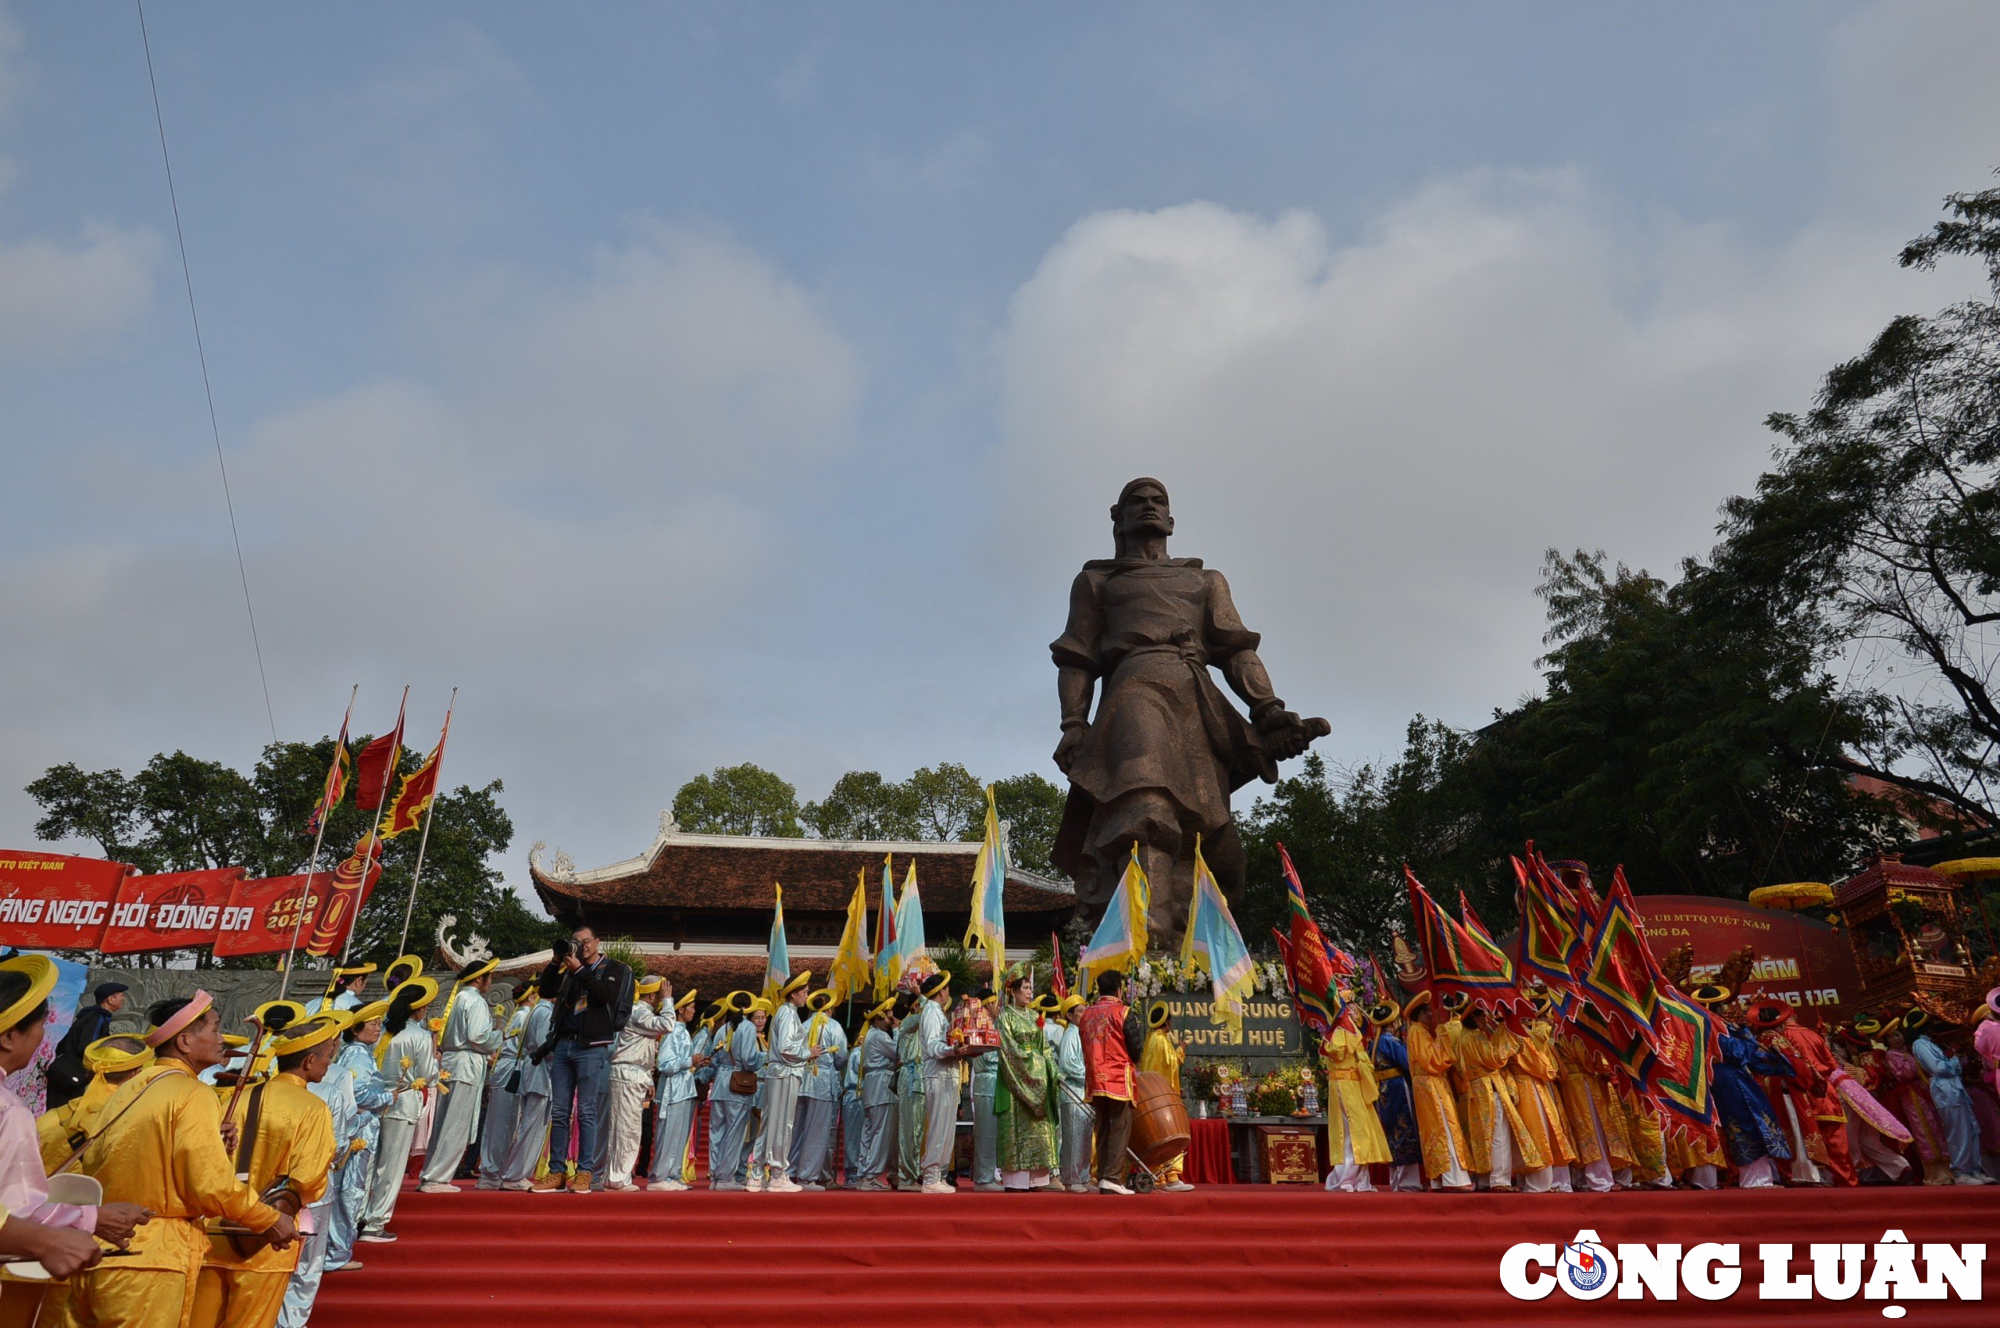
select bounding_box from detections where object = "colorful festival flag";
[379,709,450,841]
[873,855,900,1000]
[353,695,407,812]
[1513,849,1583,1012]
[893,862,927,973]
[1276,844,1343,1039]
[1049,931,1070,1001]
[1077,843,1149,994]
[1575,866,1663,1049]
[1404,866,1517,1016]
[761,882,790,1005]
[827,871,874,1005]
[1178,836,1256,1034]
[1458,892,1517,988]
[306,698,354,837]
[961,785,1009,985]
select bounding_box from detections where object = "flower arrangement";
[1250,1071,1297,1118]
[1184,1060,1224,1101]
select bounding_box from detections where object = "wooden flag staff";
[276,684,356,1000]
[395,687,457,958]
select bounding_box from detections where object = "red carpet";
[309,1181,2000,1325]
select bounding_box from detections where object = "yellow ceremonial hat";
[273,1011,351,1058]
[223,1033,251,1050]
[636,975,664,996]
[332,962,377,980]
[1058,994,1083,1015]
[805,989,836,1012]
[1401,991,1432,1020]
[0,956,57,1034]
[724,990,754,1012]
[349,999,390,1025]
[780,971,812,999]
[922,972,951,997]
[392,976,440,1010]
[1147,1003,1171,1029]
[865,996,896,1021]
[1365,1000,1400,1026]
[384,954,425,989]
[676,988,699,1010]
[252,999,309,1032]
[83,1034,154,1075]
[748,996,775,1016]
[455,957,499,985]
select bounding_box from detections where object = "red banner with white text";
[0,851,130,949]
[98,868,249,955]
[211,863,381,957]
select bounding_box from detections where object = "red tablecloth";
[1184,1117,1234,1184]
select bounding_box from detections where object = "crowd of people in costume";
[6,910,1998,1328]
[1315,982,2000,1193]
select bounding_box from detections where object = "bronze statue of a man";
[1050,477,1329,950]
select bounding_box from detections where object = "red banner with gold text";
[211,863,380,957]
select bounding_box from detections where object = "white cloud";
[0,220,158,354]
[991,158,1989,760]
[0,221,859,875]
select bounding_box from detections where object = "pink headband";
[145,989,214,1048]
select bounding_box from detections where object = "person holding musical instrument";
[1,958,148,1284]
[193,1012,340,1328]
[58,992,295,1328]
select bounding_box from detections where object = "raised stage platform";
[310,1182,2000,1325]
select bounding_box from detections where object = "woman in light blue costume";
[361,977,439,1240]
[322,1001,393,1272]
[839,1022,866,1187]
[1054,994,1092,1192]
[1907,1009,1993,1183]
[894,990,927,1190]
[476,984,535,1189]
[790,988,848,1189]
[706,995,762,1189]
[647,988,702,1190]
[501,982,557,1188]
[854,997,899,1190]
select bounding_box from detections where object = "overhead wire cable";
[136,0,279,743]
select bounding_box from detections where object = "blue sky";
[2,1,1994,902]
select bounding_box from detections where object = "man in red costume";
[1749,999,1854,1185]
[1075,970,1146,1195]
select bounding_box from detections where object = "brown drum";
[1130,1070,1191,1170]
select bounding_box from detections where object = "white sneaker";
[417,1182,457,1194]
[600,1180,639,1192]
[744,1175,767,1193]
[920,1180,955,1195]
[766,1176,803,1194]
[1163,1181,1194,1192]
[651,1178,689,1192]
[1098,1180,1133,1195]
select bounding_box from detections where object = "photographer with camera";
[529,928,633,1194]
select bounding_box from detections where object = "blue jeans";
[547,1039,610,1171]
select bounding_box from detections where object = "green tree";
[671,763,804,837]
[802,771,919,841]
[990,772,1066,878]
[1716,180,2000,823]
[904,762,984,841]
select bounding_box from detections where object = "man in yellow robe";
[59,993,295,1328]
[1510,998,1576,1193]
[1403,994,1472,1191]
[1319,1019,1390,1191]
[1618,1086,1671,1187]
[1556,1034,1632,1191]
[1137,1005,1192,1192]
[1456,1007,1543,1190]
[189,1014,339,1328]
[38,1037,154,1173]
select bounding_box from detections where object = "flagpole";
[395,686,456,957]
[277,684,356,1000]
[340,685,408,967]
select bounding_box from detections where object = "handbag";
[728,1069,759,1096]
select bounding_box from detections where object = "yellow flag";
[827,870,874,1004]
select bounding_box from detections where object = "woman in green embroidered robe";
[993,969,1059,1190]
